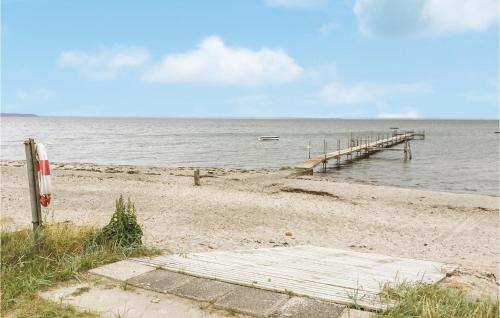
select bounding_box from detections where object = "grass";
[14,297,97,318]
[1,222,159,317]
[71,286,91,297]
[120,282,134,291]
[377,282,499,318]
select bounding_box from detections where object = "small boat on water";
[259,136,280,141]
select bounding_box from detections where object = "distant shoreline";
[0,114,498,120]
[0,113,38,117]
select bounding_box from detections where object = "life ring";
[36,143,52,207]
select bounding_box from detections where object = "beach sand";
[1,160,498,298]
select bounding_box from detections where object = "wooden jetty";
[296,131,424,173]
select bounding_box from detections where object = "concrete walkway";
[81,260,373,318]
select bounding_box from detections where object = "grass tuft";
[1,222,158,315]
[377,282,499,318]
[98,195,143,248]
[15,296,97,318]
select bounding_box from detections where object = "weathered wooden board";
[133,246,456,311]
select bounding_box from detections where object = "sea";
[1,117,498,196]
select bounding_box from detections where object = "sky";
[1,0,499,119]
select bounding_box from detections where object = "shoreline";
[1,159,497,198]
[1,159,499,298]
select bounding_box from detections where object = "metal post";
[308,139,311,159]
[348,135,352,160]
[337,139,340,166]
[356,137,359,157]
[24,138,42,243]
[366,136,370,156]
[350,132,353,150]
[323,139,327,172]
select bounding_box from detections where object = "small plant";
[347,281,364,310]
[71,286,91,296]
[120,282,134,291]
[225,308,238,316]
[99,195,143,247]
[377,282,499,318]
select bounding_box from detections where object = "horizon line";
[1,113,499,121]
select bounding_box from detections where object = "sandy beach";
[1,160,498,298]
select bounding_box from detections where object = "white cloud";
[378,107,421,119]
[422,0,498,34]
[265,0,326,9]
[143,36,302,85]
[321,82,430,105]
[354,0,498,36]
[58,47,150,79]
[15,88,55,101]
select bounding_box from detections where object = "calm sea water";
[1,117,498,196]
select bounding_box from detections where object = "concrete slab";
[214,285,289,317]
[126,269,193,293]
[273,297,345,318]
[171,276,237,302]
[89,260,155,281]
[40,281,233,318]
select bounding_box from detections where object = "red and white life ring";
[36,143,52,207]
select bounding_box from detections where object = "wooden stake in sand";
[24,138,42,243]
[194,169,200,186]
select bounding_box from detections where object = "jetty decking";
[297,131,419,171]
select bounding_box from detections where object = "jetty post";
[355,137,358,157]
[404,141,408,160]
[24,138,42,243]
[322,139,327,172]
[349,132,353,155]
[308,139,311,159]
[336,139,340,166]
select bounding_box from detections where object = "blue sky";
[2,0,498,118]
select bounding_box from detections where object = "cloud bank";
[378,107,421,119]
[58,47,150,79]
[321,82,431,105]
[354,0,498,36]
[143,36,303,85]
